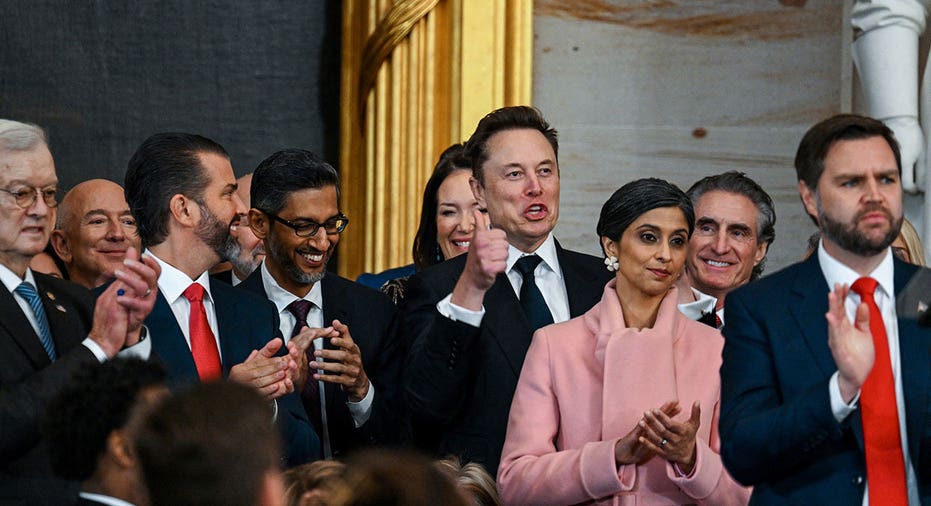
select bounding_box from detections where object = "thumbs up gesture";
[450,209,509,310]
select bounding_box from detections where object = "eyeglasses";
[262,210,349,237]
[0,186,58,209]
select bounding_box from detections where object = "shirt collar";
[78,492,136,506]
[817,239,894,299]
[0,262,36,293]
[677,287,718,320]
[260,260,323,313]
[506,233,563,279]
[147,250,212,304]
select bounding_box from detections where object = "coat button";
[852,475,864,485]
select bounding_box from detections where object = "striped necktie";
[14,282,57,361]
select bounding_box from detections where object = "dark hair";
[251,148,340,215]
[687,171,776,279]
[596,178,694,253]
[135,381,280,506]
[327,449,468,506]
[411,144,472,270]
[125,132,229,248]
[43,358,166,481]
[795,114,901,192]
[464,106,558,184]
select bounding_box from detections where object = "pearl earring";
[604,255,619,272]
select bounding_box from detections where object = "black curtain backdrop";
[0,0,341,189]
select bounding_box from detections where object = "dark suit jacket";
[0,272,95,505]
[720,254,930,504]
[239,270,405,458]
[143,278,320,466]
[209,269,233,285]
[401,243,610,475]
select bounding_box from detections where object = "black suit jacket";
[142,277,320,466]
[401,243,610,474]
[0,272,95,505]
[239,269,406,458]
[720,255,931,504]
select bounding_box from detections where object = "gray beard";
[268,233,327,285]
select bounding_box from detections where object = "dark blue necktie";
[14,282,57,361]
[515,255,554,332]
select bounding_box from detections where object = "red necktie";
[850,277,908,505]
[183,283,222,381]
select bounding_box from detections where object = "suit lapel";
[0,283,51,368]
[557,242,603,317]
[148,290,200,380]
[320,275,349,404]
[895,261,930,466]
[789,255,836,376]
[483,272,532,378]
[211,280,245,372]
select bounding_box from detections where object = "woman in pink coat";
[498,179,749,506]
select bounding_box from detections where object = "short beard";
[228,243,263,279]
[196,202,238,262]
[268,233,327,285]
[817,197,901,257]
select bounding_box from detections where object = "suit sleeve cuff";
[436,293,484,327]
[829,371,859,422]
[348,382,374,428]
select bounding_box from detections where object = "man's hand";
[112,247,160,346]
[229,337,294,400]
[88,282,132,358]
[450,209,508,310]
[309,319,369,402]
[286,326,337,390]
[638,401,702,475]
[826,283,875,402]
[615,401,681,467]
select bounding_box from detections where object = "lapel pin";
[46,292,56,301]
[55,304,67,313]
[918,301,928,314]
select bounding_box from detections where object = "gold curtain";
[339,0,533,279]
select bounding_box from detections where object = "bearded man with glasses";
[241,148,405,458]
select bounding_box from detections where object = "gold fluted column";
[339,0,532,279]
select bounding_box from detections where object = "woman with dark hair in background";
[358,144,485,304]
[497,178,748,505]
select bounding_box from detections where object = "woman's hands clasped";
[614,400,702,476]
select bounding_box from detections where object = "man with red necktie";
[720,114,929,504]
[123,133,320,466]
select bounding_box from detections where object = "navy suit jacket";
[401,243,611,475]
[0,272,95,505]
[143,277,320,466]
[720,254,930,504]
[238,270,406,458]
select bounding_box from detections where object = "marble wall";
[534,0,880,274]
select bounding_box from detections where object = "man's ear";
[248,208,269,240]
[50,230,72,263]
[107,429,136,469]
[753,241,769,268]
[798,181,819,225]
[470,176,486,209]
[168,194,197,228]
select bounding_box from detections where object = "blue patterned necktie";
[514,255,554,332]
[14,282,57,361]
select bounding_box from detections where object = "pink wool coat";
[498,280,749,506]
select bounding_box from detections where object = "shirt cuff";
[436,293,485,327]
[829,371,860,422]
[347,382,374,428]
[83,325,153,362]
[271,399,278,422]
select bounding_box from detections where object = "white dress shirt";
[677,287,720,325]
[149,252,222,361]
[818,242,919,505]
[259,262,374,447]
[439,233,571,327]
[78,492,135,506]
[0,263,150,361]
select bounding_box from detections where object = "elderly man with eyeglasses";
[239,148,406,459]
[0,119,159,505]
